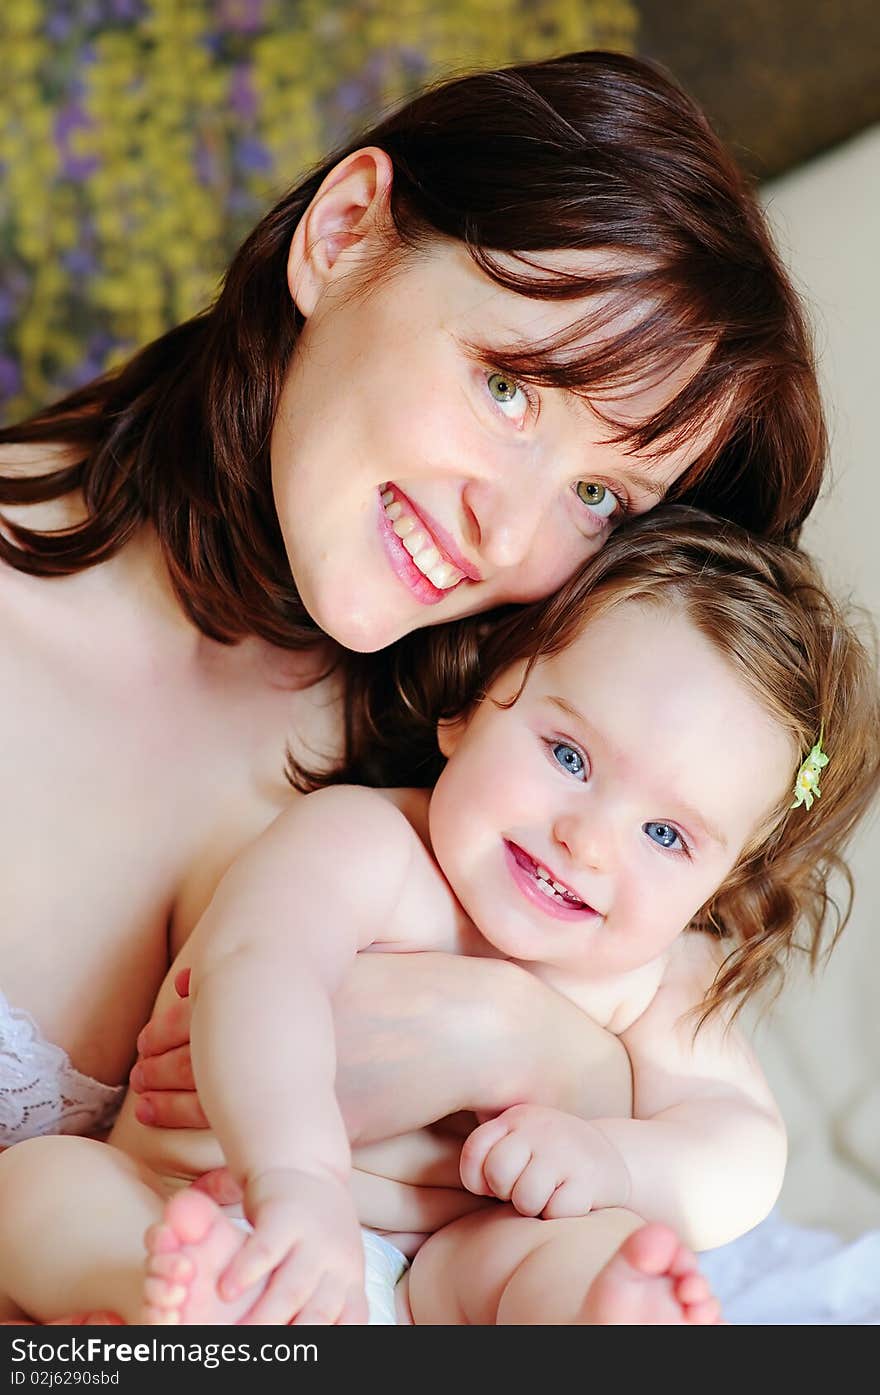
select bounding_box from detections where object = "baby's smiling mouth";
[506,840,592,910]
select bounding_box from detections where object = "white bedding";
[703,1212,880,1325]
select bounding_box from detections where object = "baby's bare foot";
[142,1190,266,1325]
[580,1223,723,1325]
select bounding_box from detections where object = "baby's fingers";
[238,1248,320,1326]
[290,1275,366,1327]
[476,1132,533,1203]
[541,1177,594,1220]
[459,1116,513,1195]
[509,1160,559,1218]
[219,1230,289,1301]
[337,1287,371,1325]
[241,1250,364,1327]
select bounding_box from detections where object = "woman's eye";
[487,371,530,420]
[576,480,620,519]
[644,822,684,852]
[551,742,586,780]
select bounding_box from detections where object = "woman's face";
[271,237,706,652]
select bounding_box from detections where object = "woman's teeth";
[382,489,464,590]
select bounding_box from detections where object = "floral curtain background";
[1,0,877,422]
[0,0,637,419]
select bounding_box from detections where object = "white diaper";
[229,1219,408,1324]
[361,1229,409,1325]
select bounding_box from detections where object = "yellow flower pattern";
[0,0,637,420]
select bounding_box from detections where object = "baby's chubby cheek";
[425,766,470,889]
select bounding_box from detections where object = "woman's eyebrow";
[545,694,728,850]
[620,469,668,505]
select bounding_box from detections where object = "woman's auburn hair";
[1,50,828,792]
[340,507,880,1029]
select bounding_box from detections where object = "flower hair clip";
[791,725,829,811]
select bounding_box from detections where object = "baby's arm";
[588,958,786,1249]
[462,941,786,1252]
[183,785,418,1321]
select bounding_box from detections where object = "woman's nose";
[461,475,545,571]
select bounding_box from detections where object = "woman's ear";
[286,147,395,317]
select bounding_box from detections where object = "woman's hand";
[132,954,633,1140]
[129,970,207,1129]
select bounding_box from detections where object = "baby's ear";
[437,711,471,759]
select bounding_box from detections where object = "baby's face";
[428,600,796,986]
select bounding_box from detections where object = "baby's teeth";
[536,878,557,897]
[536,866,552,881]
[385,501,403,521]
[412,546,441,575]
[552,881,568,894]
[403,530,428,557]
[393,516,416,539]
[381,489,394,505]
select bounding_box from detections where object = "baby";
[1,509,878,1326]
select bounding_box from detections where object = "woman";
[0,51,824,1309]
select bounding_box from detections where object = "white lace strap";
[0,988,124,1143]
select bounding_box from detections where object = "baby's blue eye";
[644,822,681,851]
[552,743,585,779]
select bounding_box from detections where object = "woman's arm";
[335,952,634,1141]
[134,951,633,1142]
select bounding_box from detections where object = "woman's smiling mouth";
[378,484,479,605]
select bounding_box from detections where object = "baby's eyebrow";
[545,694,728,851]
[668,797,729,853]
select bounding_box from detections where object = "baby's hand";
[460,1105,630,1220]
[220,1168,368,1325]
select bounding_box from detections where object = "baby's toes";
[686,1295,723,1325]
[145,1251,194,1286]
[142,1277,188,1319]
[675,1271,712,1306]
[144,1220,182,1258]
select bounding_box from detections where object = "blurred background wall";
[1,0,878,1236]
[744,129,880,1239]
